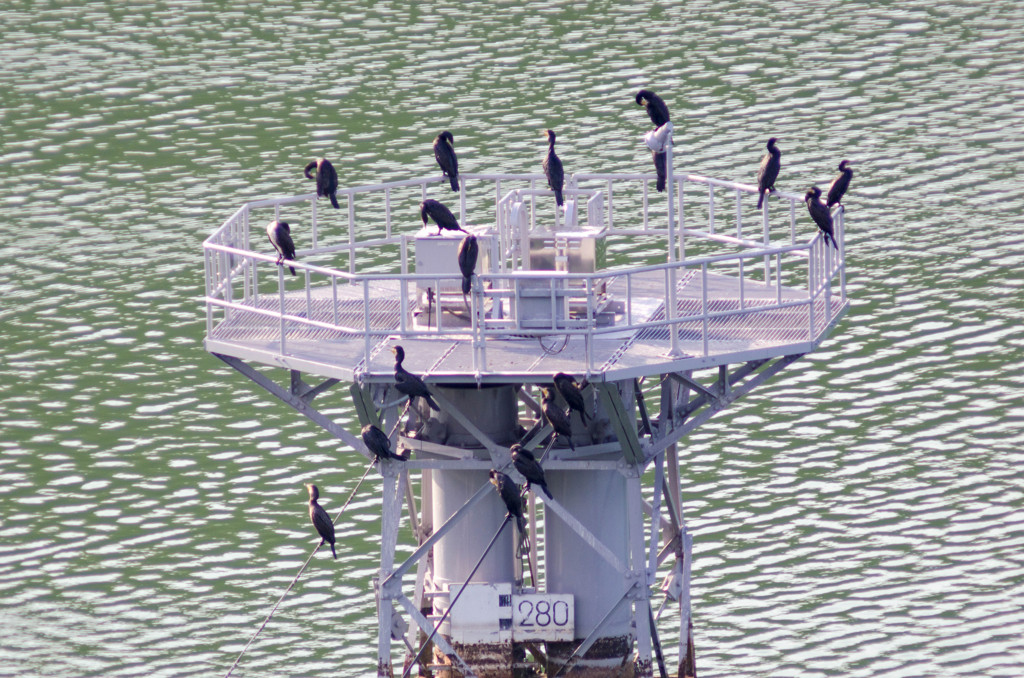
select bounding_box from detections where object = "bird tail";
[424,394,441,412]
[555,189,564,207]
[289,265,296,276]
[449,175,459,192]
[331,543,337,559]
[542,484,553,500]
[330,193,340,209]
[757,191,765,209]
[462,275,472,296]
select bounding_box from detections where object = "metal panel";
[448,583,513,645]
[595,382,643,465]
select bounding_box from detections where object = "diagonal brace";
[383,480,494,589]
[396,594,475,677]
[646,354,804,463]
[215,353,371,461]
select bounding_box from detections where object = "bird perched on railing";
[433,131,460,193]
[489,470,527,535]
[543,129,565,207]
[827,160,854,210]
[362,424,404,462]
[305,483,336,559]
[805,186,838,249]
[511,444,552,499]
[757,137,782,209]
[420,199,467,236]
[303,157,339,209]
[391,345,440,411]
[635,89,671,128]
[458,234,478,296]
[553,372,589,426]
[636,90,672,192]
[266,220,296,275]
[541,387,575,451]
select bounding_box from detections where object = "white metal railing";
[204,171,846,376]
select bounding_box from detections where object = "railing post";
[279,265,287,355]
[678,180,685,261]
[808,240,816,339]
[666,141,682,358]
[204,246,213,336]
[607,179,614,231]
[348,191,356,275]
[363,279,371,364]
[701,263,709,357]
[838,207,846,303]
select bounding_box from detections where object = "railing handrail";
[204,236,819,285]
[203,170,846,377]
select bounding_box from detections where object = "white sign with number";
[511,593,574,642]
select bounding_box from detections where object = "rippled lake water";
[2,1,1023,676]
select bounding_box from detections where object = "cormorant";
[553,372,589,426]
[420,199,467,236]
[433,131,459,193]
[305,483,336,559]
[362,424,403,462]
[266,220,296,275]
[489,470,526,534]
[303,157,340,209]
[511,444,552,500]
[458,234,478,296]
[756,137,782,210]
[541,387,575,451]
[391,345,440,411]
[805,186,838,249]
[827,160,853,210]
[635,89,671,128]
[543,129,565,207]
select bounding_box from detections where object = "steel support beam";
[214,353,371,460]
[646,354,804,463]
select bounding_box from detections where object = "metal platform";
[204,170,848,386]
[203,166,850,678]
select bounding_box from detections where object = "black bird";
[553,372,589,426]
[420,199,467,236]
[652,147,667,193]
[266,220,296,275]
[458,234,478,296]
[391,345,440,411]
[543,129,565,207]
[805,186,838,249]
[756,137,782,210]
[303,157,340,209]
[635,89,671,128]
[827,160,853,210]
[489,470,526,534]
[541,387,575,451]
[511,444,552,500]
[305,484,336,559]
[362,424,403,462]
[433,130,460,193]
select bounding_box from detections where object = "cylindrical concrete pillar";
[429,385,521,678]
[544,467,634,675]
